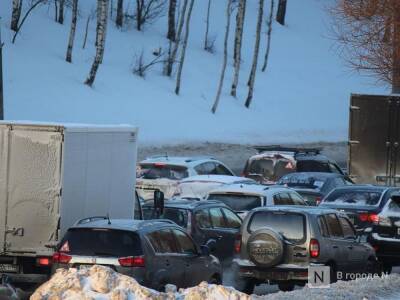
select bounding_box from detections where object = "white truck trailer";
[0,122,138,285]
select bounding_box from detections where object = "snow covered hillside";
[0,0,384,144]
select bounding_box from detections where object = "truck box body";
[0,122,138,259]
[349,94,400,185]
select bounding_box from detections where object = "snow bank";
[31,265,250,300]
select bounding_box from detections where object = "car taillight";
[309,239,320,258]
[234,234,241,253]
[315,197,322,205]
[359,212,379,223]
[118,256,145,267]
[37,257,52,266]
[52,252,72,264]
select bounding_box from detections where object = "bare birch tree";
[175,0,194,95]
[11,0,23,31]
[12,0,45,43]
[82,8,95,49]
[245,0,263,108]
[211,0,233,114]
[203,0,211,50]
[66,0,78,63]
[58,0,65,24]
[167,0,177,41]
[231,0,246,97]
[261,0,274,72]
[165,0,188,76]
[85,0,109,87]
[276,0,286,25]
[116,0,123,27]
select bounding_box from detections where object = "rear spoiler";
[253,145,322,154]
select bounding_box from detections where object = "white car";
[206,183,307,218]
[136,156,234,200]
[173,175,256,200]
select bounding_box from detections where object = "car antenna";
[106,213,111,225]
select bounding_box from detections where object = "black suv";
[233,206,377,294]
[52,218,222,290]
[142,199,242,261]
[242,146,347,184]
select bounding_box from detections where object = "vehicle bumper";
[233,259,309,282]
[369,233,400,265]
[1,273,48,284]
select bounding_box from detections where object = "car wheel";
[382,263,392,274]
[327,263,337,283]
[234,278,255,295]
[278,282,295,292]
[365,258,379,275]
[208,275,222,285]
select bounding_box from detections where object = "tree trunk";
[166,0,188,76]
[11,0,23,32]
[211,0,233,114]
[66,0,78,63]
[116,0,123,28]
[12,0,44,43]
[58,0,65,24]
[82,15,90,49]
[276,0,286,26]
[203,0,211,50]
[175,0,194,95]
[245,0,263,108]
[85,0,109,87]
[231,0,246,97]
[167,0,177,41]
[136,0,143,31]
[392,8,400,93]
[262,0,274,72]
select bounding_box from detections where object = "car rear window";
[323,189,383,206]
[142,207,189,228]
[248,211,306,243]
[296,161,330,172]
[59,228,143,257]
[247,158,294,181]
[208,193,262,211]
[138,163,188,180]
[277,175,326,189]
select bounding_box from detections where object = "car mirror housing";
[200,245,210,256]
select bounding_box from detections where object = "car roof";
[207,183,294,196]
[143,199,227,210]
[330,185,394,192]
[250,205,340,215]
[295,153,331,162]
[179,175,255,184]
[279,172,342,180]
[140,156,216,166]
[71,219,178,232]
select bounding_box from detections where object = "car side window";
[215,163,233,175]
[318,216,329,237]
[289,192,306,205]
[274,193,294,205]
[194,164,206,175]
[147,229,178,254]
[194,209,212,228]
[221,208,242,229]
[209,208,226,228]
[198,162,217,175]
[172,229,197,255]
[338,216,356,239]
[324,214,343,238]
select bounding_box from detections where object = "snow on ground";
[31,265,400,300]
[0,0,385,145]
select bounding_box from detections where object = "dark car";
[52,218,222,290]
[142,199,242,261]
[242,146,348,184]
[277,172,353,205]
[367,193,400,273]
[233,206,377,294]
[319,185,400,229]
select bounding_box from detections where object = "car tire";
[365,258,379,275]
[208,274,222,285]
[327,263,337,283]
[278,282,295,292]
[234,277,255,295]
[382,263,392,274]
[247,228,284,267]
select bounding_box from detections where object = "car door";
[172,228,209,287]
[146,229,186,289]
[220,207,242,258]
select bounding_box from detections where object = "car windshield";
[278,175,326,189]
[247,157,294,181]
[142,207,189,228]
[138,163,188,180]
[249,211,305,243]
[207,193,262,211]
[322,189,383,206]
[59,228,143,257]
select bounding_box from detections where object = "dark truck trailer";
[349,94,400,185]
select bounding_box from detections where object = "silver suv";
[232,206,377,294]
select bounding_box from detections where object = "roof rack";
[75,216,108,225]
[253,145,322,155]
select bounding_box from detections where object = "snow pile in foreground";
[30,265,249,300]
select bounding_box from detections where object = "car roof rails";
[75,216,109,225]
[253,145,322,155]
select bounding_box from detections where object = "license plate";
[0,264,19,273]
